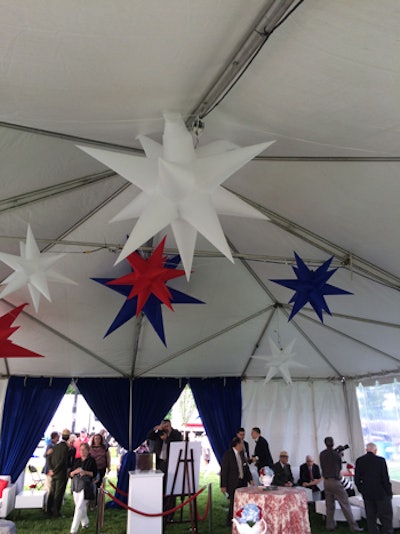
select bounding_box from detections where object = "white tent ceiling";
[0,0,399,381]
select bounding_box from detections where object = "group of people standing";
[43,427,110,533]
[220,429,394,533]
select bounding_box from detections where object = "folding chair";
[28,465,45,489]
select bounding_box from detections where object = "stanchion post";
[96,479,105,534]
[208,482,212,534]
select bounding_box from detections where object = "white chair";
[315,499,362,522]
[350,494,400,529]
[0,476,17,519]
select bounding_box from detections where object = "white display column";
[127,470,164,534]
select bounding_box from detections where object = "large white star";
[0,225,76,312]
[252,338,306,385]
[77,112,274,279]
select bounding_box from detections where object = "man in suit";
[355,442,393,533]
[272,450,294,486]
[47,428,71,518]
[298,455,323,496]
[147,419,182,473]
[236,427,250,462]
[147,419,182,523]
[220,437,253,526]
[250,427,274,470]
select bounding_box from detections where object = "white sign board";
[166,441,201,496]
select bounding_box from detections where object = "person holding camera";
[147,419,182,473]
[147,419,182,523]
[319,436,363,532]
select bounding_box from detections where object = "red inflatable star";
[0,303,44,358]
[107,236,186,316]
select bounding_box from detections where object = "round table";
[233,486,311,534]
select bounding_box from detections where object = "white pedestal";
[127,470,164,534]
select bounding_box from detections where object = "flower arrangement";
[346,463,355,476]
[259,466,274,486]
[232,503,267,533]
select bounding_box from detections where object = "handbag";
[72,474,92,497]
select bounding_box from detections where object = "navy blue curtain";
[0,376,70,481]
[76,378,131,449]
[78,377,187,506]
[131,378,187,449]
[190,377,242,465]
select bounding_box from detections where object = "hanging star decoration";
[252,338,305,384]
[0,225,77,312]
[92,236,204,345]
[0,303,44,358]
[77,112,275,279]
[270,252,352,322]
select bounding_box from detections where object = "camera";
[335,444,349,454]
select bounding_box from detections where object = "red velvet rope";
[104,482,206,518]
[108,480,128,498]
[196,484,211,521]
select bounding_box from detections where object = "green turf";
[9,473,376,533]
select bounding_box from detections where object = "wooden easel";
[166,438,198,533]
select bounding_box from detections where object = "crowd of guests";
[43,427,111,533]
[220,428,394,532]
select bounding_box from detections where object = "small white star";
[252,338,306,384]
[77,112,274,279]
[0,225,76,312]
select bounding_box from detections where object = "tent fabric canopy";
[0,1,398,384]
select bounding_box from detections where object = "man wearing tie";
[220,437,253,526]
[298,455,322,497]
[272,450,294,487]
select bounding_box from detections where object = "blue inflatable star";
[270,252,352,322]
[92,251,204,346]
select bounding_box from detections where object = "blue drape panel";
[78,377,187,506]
[190,377,242,465]
[76,378,131,449]
[0,376,70,481]
[131,378,187,448]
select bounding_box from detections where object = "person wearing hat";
[47,428,71,518]
[272,451,294,487]
[74,428,89,459]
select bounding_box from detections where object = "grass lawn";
[9,472,372,533]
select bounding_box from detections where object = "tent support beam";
[0,299,130,378]
[283,310,343,377]
[134,305,275,377]
[0,171,121,215]
[1,123,400,161]
[186,0,301,126]
[298,311,400,367]
[227,187,400,290]
[241,307,276,378]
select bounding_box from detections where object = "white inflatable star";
[252,338,306,384]
[0,225,76,312]
[77,112,274,279]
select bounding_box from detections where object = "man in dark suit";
[147,419,182,472]
[220,437,253,526]
[250,427,274,470]
[147,419,182,523]
[272,450,294,487]
[236,427,250,462]
[47,428,70,518]
[355,442,393,533]
[298,455,322,496]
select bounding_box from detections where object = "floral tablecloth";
[233,486,311,534]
